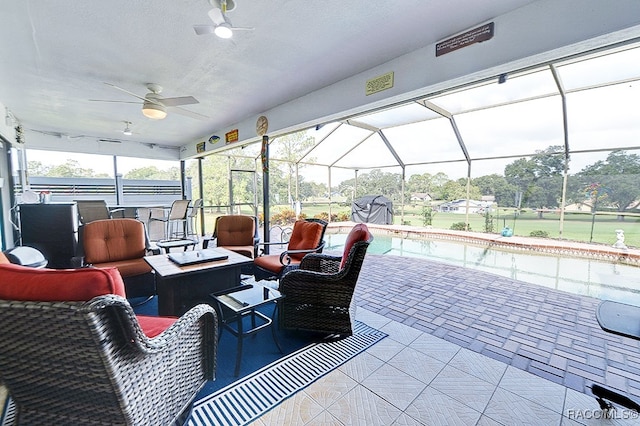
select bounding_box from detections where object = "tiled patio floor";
[252,253,640,425]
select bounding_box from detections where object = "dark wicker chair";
[0,265,217,425]
[278,223,372,336]
[253,218,327,281]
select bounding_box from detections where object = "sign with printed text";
[366,71,394,96]
[196,141,206,153]
[225,129,239,144]
[436,22,494,57]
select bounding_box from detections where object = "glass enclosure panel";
[27,149,115,177]
[116,157,179,180]
[334,133,399,169]
[304,124,373,165]
[458,96,565,159]
[557,45,640,90]
[566,82,640,152]
[355,102,440,128]
[429,67,558,114]
[224,142,262,160]
[184,158,200,200]
[382,117,464,164]
[168,41,640,245]
[565,150,640,247]
[304,122,341,145]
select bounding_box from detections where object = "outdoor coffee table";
[211,283,284,377]
[144,247,253,316]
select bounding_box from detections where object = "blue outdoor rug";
[187,320,386,426]
[1,293,386,426]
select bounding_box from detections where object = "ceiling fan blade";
[194,25,215,35]
[89,99,141,104]
[160,96,199,107]
[103,82,149,103]
[231,27,254,31]
[170,106,209,120]
[208,7,226,25]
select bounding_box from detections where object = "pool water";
[325,233,640,305]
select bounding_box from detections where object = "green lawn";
[200,203,640,248]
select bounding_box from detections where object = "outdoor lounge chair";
[75,199,126,224]
[278,223,372,336]
[205,214,260,258]
[0,263,218,425]
[73,218,158,299]
[253,218,327,281]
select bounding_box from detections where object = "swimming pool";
[325,233,640,305]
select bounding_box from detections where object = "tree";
[438,178,481,201]
[577,150,640,218]
[406,172,452,200]
[198,155,230,211]
[125,166,179,180]
[273,132,316,203]
[27,160,50,176]
[29,159,110,178]
[339,169,403,202]
[472,174,515,207]
[504,145,565,210]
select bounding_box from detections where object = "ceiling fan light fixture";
[214,23,233,39]
[142,101,167,120]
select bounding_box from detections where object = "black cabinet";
[19,203,78,269]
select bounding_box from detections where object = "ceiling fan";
[90,83,208,120]
[194,0,253,39]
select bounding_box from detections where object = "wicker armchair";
[0,264,217,425]
[278,223,372,336]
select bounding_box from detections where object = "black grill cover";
[351,195,393,224]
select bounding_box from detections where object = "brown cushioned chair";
[75,218,157,299]
[278,223,373,336]
[0,263,217,425]
[253,218,327,281]
[206,214,259,258]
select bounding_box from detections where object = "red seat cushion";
[137,315,178,338]
[287,220,324,261]
[340,224,370,269]
[0,263,126,301]
[254,253,301,275]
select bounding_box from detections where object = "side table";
[211,284,284,376]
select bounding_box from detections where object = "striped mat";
[186,321,387,426]
[0,321,386,426]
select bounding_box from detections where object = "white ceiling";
[0,0,539,154]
